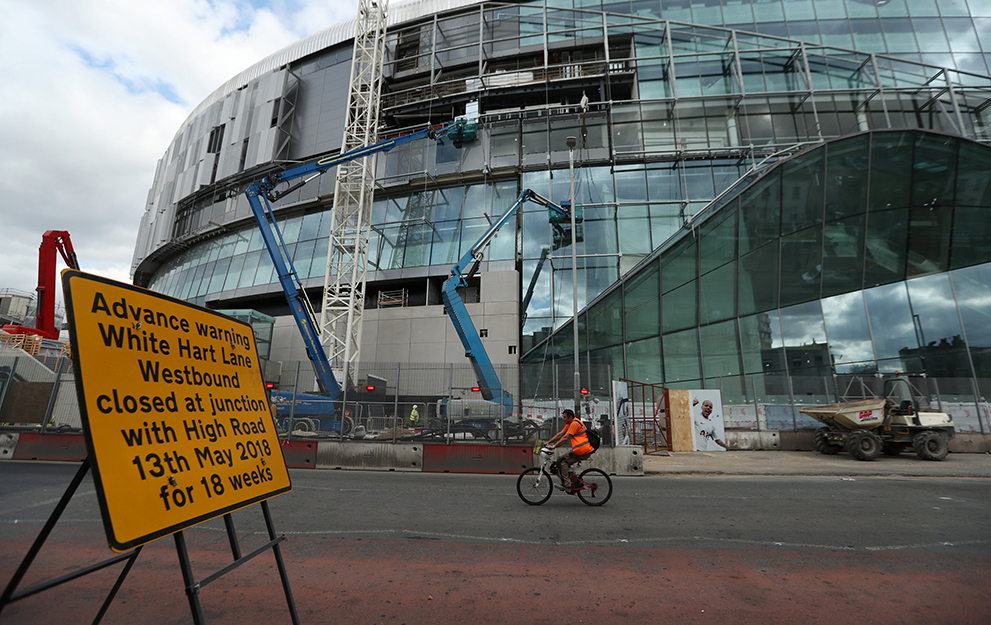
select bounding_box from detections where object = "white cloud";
[0,0,358,314]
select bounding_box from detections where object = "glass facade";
[523,130,991,433]
[132,1,991,432]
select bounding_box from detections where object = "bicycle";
[516,446,613,506]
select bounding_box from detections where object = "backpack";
[584,425,601,451]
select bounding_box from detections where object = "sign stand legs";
[0,458,142,624]
[173,501,300,624]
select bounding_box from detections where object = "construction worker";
[409,404,419,427]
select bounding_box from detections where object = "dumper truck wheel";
[814,428,842,455]
[913,430,948,461]
[846,430,881,461]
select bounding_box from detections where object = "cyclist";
[545,408,595,491]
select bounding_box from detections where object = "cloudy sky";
[1,0,358,308]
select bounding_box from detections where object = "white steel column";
[320,0,388,386]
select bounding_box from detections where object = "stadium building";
[131,0,991,435]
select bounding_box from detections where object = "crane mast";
[319,0,389,389]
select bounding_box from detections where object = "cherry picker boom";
[244,119,476,401]
[2,231,80,340]
[442,189,582,419]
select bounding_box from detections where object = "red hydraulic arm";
[2,231,79,340]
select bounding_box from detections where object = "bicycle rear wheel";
[517,467,553,505]
[576,468,612,506]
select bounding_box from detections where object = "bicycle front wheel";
[577,468,612,506]
[516,467,553,505]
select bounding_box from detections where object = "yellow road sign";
[62,270,291,551]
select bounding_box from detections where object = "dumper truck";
[799,377,955,461]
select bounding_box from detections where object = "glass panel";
[612,103,644,152]
[868,131,914,212]
[663,328,701,383]
[377,226,404,270]
[821,214,865,298]
[701,320,741,378]
[907,206,952,277]
[739,170,781,254]
[618,204,652,254]
[490,123,520,159]
[740,311,784,374]
[825,134,870,221]
[614,165,648,202]
[780,300,831,376]
[906,273,969,379]
[291,239,316,278]
[281,215,302,244]
[661,237,696,293]
[821,291,875,370]
[641,102,676,149]
[700,261,737,324]
[950,206,991,269]
[864,282,917,361]
[662,280,696,334]
[308,238,328,279]
[626,337,663,385]
[649,203,682,248]
[699,200,738,274]
[581,204,618,255]
[781,149,825,235]
[912,133,957,207]
[238,251,262,289]
[739,241,779,315]
[223,255,245,291]
[851,17,885,49]
[587,289,623,350]
[779,226,822,307]
[254,252,275,286]
[430,221,461,266]
[403,222,431,268]
[624,260,660,342]
[299,212,321,241]
[864,208,908,287]
[646,162,682,202]
[954,141,991,207]
[208,258,230,294]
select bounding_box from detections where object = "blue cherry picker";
[243,119,476,433]
[437,188,582,435]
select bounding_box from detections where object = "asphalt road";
[1,462,990,624]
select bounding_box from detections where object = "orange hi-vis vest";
[566,419,594,455]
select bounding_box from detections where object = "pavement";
[641,449,991,478]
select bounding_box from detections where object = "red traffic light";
[471,386,481,392]
[265,382,275,389]
[580,388,589,395]
[366,385,376,391]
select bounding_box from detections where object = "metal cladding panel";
[11,433,87,462]
[177,0,480,129]
[316,441,423,471]
[422,443,533,474]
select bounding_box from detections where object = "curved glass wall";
[522,130,991,434]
